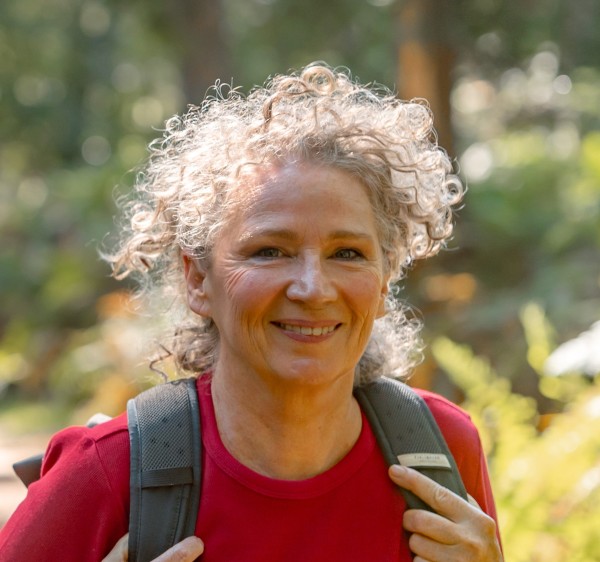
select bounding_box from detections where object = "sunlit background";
[1,1,599,559]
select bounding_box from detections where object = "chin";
[272,361,354,388]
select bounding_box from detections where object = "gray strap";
[354,377,468,512]
[12,454,44,488]
[127,378,202,562]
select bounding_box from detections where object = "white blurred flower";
[545,321,600,376]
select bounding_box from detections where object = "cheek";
[221,266,250,300]
[346,273,386,316]
[220,266,280,319]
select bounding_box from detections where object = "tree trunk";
[166,0,232,104]
[395,0,456,156]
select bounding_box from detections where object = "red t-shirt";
[0,379,498,561]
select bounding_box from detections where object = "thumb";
[102,534,129,562]
[151,536,205,562]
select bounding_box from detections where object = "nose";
[286,255,337,305]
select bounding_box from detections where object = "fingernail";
[182,536,205,555]
[390,464,407,477]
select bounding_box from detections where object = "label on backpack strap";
[397,453,451,469]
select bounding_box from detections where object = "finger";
[403,508,459,545]
[151,536,205,562]
[389,465,473,521]
[408,532,461,562]
[102,534,129,562]
[393,466,503,561]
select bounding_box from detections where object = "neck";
[210,366,362,480]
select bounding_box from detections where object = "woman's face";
[186,162,389,389]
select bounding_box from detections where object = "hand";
[102,534,205,562]
[389,465,503,562]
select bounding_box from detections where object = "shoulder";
[42,413,129,478]
[413,388,497,513]
[413,388,482,460]
[414,389,478,438]
[0,414,130,560]
[40,413,130,518]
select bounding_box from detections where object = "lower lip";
[273,324,338,343]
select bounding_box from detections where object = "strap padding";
[354,377,468,511]
[127,378,202,562]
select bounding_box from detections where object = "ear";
[183,254,212,318]
[376,276,390,319]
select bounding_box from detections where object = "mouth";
[272,322,340,336]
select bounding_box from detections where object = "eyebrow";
[238,228,376,243]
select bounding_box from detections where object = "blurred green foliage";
[406,51,600,401]
[433,304,600,562]
[1,0,599,555]
[0,0,183,406]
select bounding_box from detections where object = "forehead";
[211,161,388,266]
[230,162,374,218]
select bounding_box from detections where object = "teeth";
[280,323,336,336]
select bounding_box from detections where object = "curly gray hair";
[104,63,464,384]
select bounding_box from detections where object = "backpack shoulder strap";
[354,377,468,512]
[127,378,202,562]
[12,453,44,487]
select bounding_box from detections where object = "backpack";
[13,376,468,562]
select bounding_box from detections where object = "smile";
[275,323,338,336]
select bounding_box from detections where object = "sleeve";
[0,416,130,562]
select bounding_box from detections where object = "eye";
[255,247,284,259]
[333,248,364,260]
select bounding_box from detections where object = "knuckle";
[403,508,423,532]
[168,548,189,562]
[463,515,500,557]
[476,511,498,539]
[484,513,498,532]
[432,483,452,507]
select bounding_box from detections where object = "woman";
[0,64,502,561]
